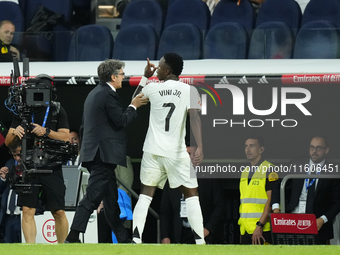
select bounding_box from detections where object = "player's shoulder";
[169,79,192,90]
[142,81,159,91]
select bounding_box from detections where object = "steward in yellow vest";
[239,136,279,244]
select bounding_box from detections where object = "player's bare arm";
[188,109,204,166]
[132,58,157,99]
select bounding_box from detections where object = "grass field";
[1,244,340,255]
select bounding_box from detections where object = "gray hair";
[97,59,125,82]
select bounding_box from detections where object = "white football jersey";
[142,80,201,158]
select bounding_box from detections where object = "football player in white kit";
[132,53,205,244]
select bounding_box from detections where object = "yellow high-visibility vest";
[238,160,273,235]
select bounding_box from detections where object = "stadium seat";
[157,23,202,60]
[113,24,158,60]
[302,0,340,28]
[164,0,211,36]
[68,25,113,61]
[256,0,301,35]
[210,0,254,32]
[0,2,24,46]
[248,22,294,59]
[18,0,26,16]
[72,0,91,9]
[120,0,163,36]
[22,0,73,61]
[294,20,340,59]
[167,0,177,7]
[24,0,72,29]
[204,22,248,59]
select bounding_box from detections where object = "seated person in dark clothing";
[0,20,20,62]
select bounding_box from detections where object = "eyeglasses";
[309,146,326,152]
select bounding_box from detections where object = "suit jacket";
[286,158,340,242]
[160,179,226,244]
[0,180,11,224]
[0,158,18,224]
[79,82,137,167]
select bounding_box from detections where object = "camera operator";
[4,75,70,244]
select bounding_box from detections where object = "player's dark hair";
[98,59,125,82]
[163,53,183,76]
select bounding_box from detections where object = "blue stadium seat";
[256,0,301,34]
[113,24,158,60]
[120,0,163,36]
[204,22,248,59]
[72,0,91,9]
[18,0,26,16]
[22,0,73,61]
[157,23,202,60]
[248,22,294,59]
[294,20,340,59]
[68,25,113,61]
[24,0,72,29]
[210,0,254,32]
[0,2,24,46]
[302,0,340,28]
[164,0,211,36]
[167,0,177,7]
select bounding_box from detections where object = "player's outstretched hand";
[144,58,157,78]
[132,93,149,108]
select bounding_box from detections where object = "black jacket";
[284,158,340,242]
[79,82,137,167]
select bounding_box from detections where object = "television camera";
[5,58,78,194]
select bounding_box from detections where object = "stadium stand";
[302,0,340,28]
[164,0,211,37]
[256,0,302,35]
[210,0,254,32]
[204,22,248,59]
[248,21,294,59]
[120,0,163,36]
[68,24,113,61]
[113,24,158,60]
[294,20,340,59]
[157,23,202,60]
[22,0,73,61]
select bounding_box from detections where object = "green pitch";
[0,244,340,255]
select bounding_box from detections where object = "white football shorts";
[140,152,198,189]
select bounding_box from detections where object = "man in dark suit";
[272,135,340,244]
[0,139,22,243]
[65,59,148,243]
